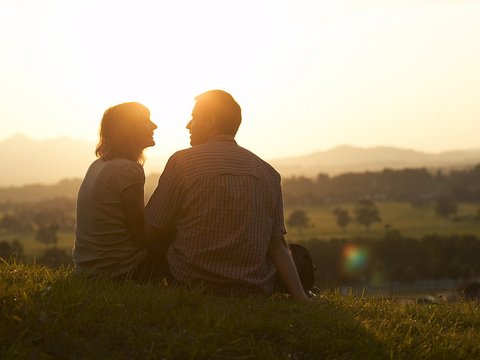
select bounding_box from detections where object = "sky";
[1,0,480,159]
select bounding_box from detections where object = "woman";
[73,102,158,279]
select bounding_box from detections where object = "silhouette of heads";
[95,102,157,164]
[187,90,242,146]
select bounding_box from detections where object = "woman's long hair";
[95,102,150,164]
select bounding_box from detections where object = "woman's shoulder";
[92,158,145,189]
[107,158,144,174]
[104,157,142,167]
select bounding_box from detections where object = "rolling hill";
[270,145,480,177]
[0,134,166,187]
[1,135,480,186]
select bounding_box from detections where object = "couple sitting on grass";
[73,90,314,301]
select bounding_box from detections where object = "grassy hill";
[1,262,480,359]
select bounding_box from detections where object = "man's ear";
[205,115,218,131]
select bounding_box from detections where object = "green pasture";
[285,202,480,240]
[0,230,73,258]
[2,202,480,259]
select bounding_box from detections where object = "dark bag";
[288,243,316,293]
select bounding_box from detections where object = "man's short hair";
[194,90,242,136]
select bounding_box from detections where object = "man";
[145,90,309,300]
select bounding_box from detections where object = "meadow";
[284,202,480,241]
[2,202,480,259]
[0,229,73,259]
[1,261,480,359]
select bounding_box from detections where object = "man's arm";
[268,236,311,301]
[268,179,309,300]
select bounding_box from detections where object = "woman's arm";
[121,183,147,249]
[267,236,311,301]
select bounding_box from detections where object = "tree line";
[286,199,383,233]
[0,197,75,265]
[302,231,480,288]
[3,164,480,207]
[0,197,75,233]
[282,164,480,206]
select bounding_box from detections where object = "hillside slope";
[1,262,479,359]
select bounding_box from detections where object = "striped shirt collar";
[205,135,237,144]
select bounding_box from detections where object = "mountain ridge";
[1,134,480,186]
[269,144,480,177]
[0,134,168,186]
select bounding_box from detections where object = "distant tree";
[316,173,330,186]
[434,196,457,218]
[10,239,24,257]
[35,225,59,250]
[0,241,12,259]
[353,199,381,231]
[332,207,352,231]
[0,239,24,260]
[0,215,26,233]
[287,209,310,235]
[34,209,66,229]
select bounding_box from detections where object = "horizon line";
[2,133,480,158]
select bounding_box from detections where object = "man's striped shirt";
[145,135,286,293]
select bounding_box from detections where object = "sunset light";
[3,2,480,357]
[1,0,480,160]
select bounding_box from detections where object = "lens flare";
[342,244,368,272]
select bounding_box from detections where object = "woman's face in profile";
[135,115,157,149]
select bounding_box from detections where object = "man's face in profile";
[186,102,213,146]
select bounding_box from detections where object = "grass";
[2,261,480,359]
[285,202,480,240]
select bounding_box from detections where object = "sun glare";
[53,0,276,157]
[1,1,480,158]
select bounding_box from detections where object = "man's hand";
[267,236,311,302]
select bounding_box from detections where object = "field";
[1,262,480,359]
[0,229,73,258]
[285,202,480,240]
[1,202,480,260]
